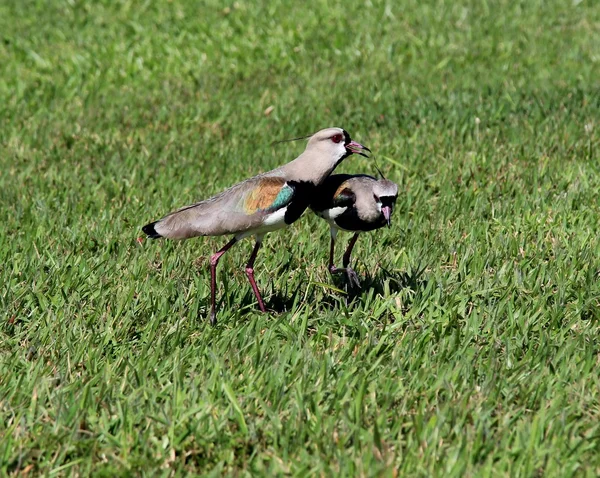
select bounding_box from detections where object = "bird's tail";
[141,203,214,240]
[142,221,163,239]
[141,194,235,239]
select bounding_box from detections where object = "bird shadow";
[362,264,427,295]
[282,263,429,313]
[235,287,299,315]
[233,262,429,316]
[326,262,429,306]
[266,292,298,314]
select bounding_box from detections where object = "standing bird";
[142,128,370,324]
[310,174,398,287]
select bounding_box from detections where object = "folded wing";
[144,176,295,239]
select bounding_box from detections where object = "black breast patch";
[334,207,386,232]
[284,180,316,225]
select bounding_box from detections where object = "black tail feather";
[142,221,162,239]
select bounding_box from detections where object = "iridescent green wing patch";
[269,184,294,211]
[243,178,294,214]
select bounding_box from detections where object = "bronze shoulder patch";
[244,177,287,214]
[334,181,352,199]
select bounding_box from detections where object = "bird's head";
[305,127,370,167]
[372,179,398,227]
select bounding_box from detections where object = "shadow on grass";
[363,264,428,295]
[234,286,300,315]
[329,263,429,305]
[273,264,429,314]
[266,293,298,314]
[229,262,429,316]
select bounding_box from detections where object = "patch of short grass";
[1,0,600,475]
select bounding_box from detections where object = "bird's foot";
[345,267,361,289]
[329,265,361,288]
[209,309,217,326]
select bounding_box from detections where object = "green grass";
[2,0,600,475]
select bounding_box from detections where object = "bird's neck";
[283,151,345,185]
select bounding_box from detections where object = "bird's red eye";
[331,134,343,143]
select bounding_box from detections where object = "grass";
[1,0,600,475]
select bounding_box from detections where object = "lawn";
[1,0,600,475]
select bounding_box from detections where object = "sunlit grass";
[1,0,600,475]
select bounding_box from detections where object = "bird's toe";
[346,268,361,288]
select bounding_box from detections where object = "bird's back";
[143,169,317,239]
[310,174,376,212]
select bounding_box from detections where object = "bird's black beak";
[382,206,392,226]
[346,141,371,158]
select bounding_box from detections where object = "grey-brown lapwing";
[310,174,398,287]
[142,128,370,324]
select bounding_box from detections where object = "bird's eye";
[331,134,343,143]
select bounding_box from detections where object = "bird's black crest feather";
[342,129,350,145]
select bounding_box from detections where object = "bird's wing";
[239,176,294,215]
[146,175,298,239]
[331,183,356,208]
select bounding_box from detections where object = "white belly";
[320,206,347,221]
[235,207,288,240]
[263,207,287,227]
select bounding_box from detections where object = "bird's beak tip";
[346,141,371,157]
[382,206,392,226]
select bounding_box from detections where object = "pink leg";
[245,240,266,312]
[210,237,237,325]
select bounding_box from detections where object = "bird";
[310,174,398,288]
[142,127,370,324]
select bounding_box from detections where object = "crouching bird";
[310,174,398,288]
[142,128,370,324]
